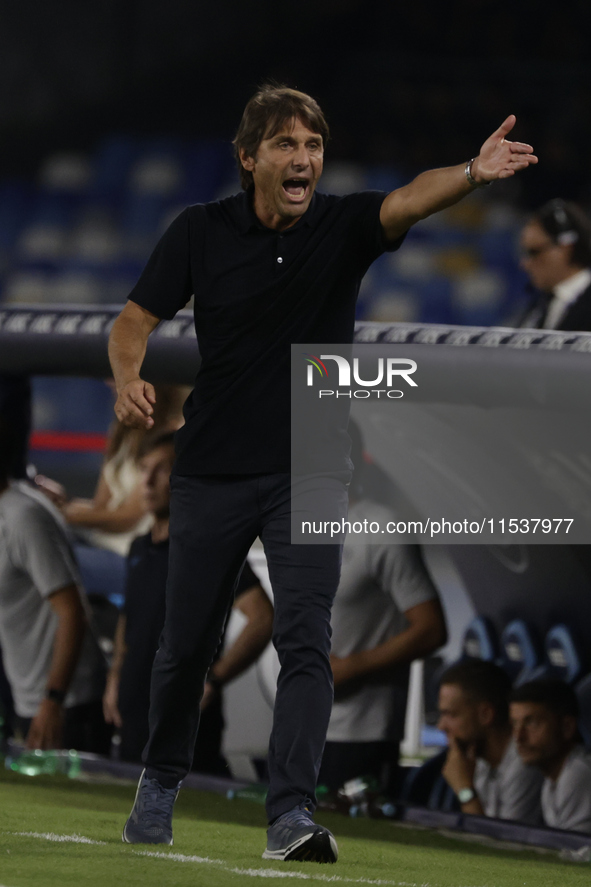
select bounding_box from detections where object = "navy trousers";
[144,472,347,822]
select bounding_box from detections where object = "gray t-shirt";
[542,745,591,833]
[327,499,438,743]
[474,738,543,825]
[0,484,105,717]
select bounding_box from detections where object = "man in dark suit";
[520,199,591,331]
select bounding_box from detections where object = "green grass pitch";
[0,767,589,887]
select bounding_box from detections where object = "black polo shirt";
[129,189,404,475]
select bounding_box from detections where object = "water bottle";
[226,783,268,804]
[6,748,81,778]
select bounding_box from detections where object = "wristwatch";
[465,158,492,189]
[457,786,476,804]
[45,688,66,704]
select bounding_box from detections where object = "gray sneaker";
[262,804,338,863]
[122,769,181,845]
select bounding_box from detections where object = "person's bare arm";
[63,479,148,533]
[108,300,161,429]
[380,116,538,241]
[26,584,86,749]
[103,614,127,728]
[201,584,274,709]
[331,598,447,688]
[441,737,485,816]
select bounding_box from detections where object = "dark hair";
[510,679,580,720]
[0,417,16,483]
[533,199,591,267]
[233,83,329,191]
[137,430,176,461]
[440,660,513,725]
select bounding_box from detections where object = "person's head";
[510,680,580,776]
[520,199,591,293]
[233,84,329,229]
[437,660,512,751]
[137,431,176,521]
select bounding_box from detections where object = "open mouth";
[282,178,309,200]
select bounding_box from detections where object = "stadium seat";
[529,624,584,685]
[499,619,541,685]
[575,672,591,747]
[461,615,498,662]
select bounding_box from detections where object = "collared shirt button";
[277,257,283,263]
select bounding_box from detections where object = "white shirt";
[474,738,543,825]
[542,745,591,833]
[327,499,438,743]
[543,268,591,330]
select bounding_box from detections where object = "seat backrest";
[575,672,591,748]
[500,619,540,683]
[545,624,582,684]
[461,615,498,662]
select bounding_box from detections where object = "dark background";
[2,0,591,208]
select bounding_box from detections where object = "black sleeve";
[235,559,260,599]
[352,190,407,264]
[128,208,194,320]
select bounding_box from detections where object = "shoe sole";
[263,829,338,863]
[122,819,173,845]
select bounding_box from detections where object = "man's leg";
[144,475,260,785]
[259,473,347,862]
[124,475,259,844]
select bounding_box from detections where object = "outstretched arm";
[380,115,538,241]
[108,300,161,429]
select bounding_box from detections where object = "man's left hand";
[472,115,538,184]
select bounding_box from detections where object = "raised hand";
[472,115,538,184]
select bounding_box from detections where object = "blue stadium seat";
[500,619,541,685]
[461,615,498,662]
[529,624,583,685]
[90,135,139,204]
[575,672,591,748]
[0,180,33,250]
[181,139,235,205]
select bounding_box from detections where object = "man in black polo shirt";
[109,84,537,863]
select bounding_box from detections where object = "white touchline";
[135,850,493,887]
[3,832,493,887]
[135,851,413,883]
[10,831,106,845]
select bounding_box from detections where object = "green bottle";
[6,748,81,778]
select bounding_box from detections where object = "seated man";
[438,660,543,823]
[0,419,108,752]
[511,679,591,833]
[103,431,274,773]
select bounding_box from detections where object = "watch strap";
[465,158,492,189]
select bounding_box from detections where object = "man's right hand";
[114,380,157,429]
[26,698,64,750]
